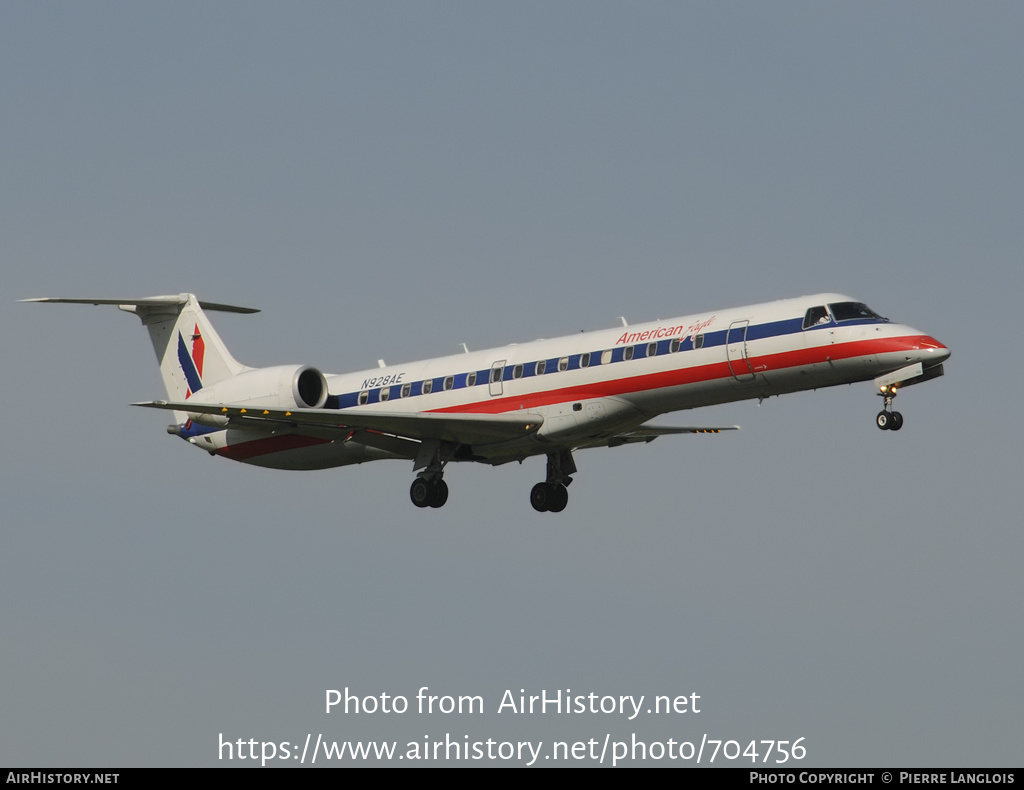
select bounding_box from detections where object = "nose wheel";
[876,385,904,431]
[876,410,903,431]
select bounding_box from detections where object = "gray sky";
[3,1,1021,767]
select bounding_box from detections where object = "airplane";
[22,292,948,512]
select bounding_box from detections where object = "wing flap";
[601,423,739,448]
[135,401,543,445]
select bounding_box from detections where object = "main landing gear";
[410,477,448,508]
[876,385,904,431]
[408,445,580,513]
[531,482,568,513]
[410,440,450,508]
[531,449,576,513]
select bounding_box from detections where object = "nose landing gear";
[876,385,904,431]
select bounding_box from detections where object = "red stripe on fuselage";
[427,334,938,415]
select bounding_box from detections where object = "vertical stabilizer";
[126,294,254,401]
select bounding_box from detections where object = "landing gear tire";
[531,482,568,513]
[410,478,433,508]
[411,478,449,509]
[877,410,905,431]
[429,479,449,508]
[548,484,568,513]
[530,483,551,513]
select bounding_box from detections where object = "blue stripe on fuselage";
[178,421,219,439]
[325,314,885,410]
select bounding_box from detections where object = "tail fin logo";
[177,324,205,398]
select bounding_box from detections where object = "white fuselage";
[184,293,948,469]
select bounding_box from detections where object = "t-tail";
[20,294,258,403]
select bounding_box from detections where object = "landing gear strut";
[531,449,576,513]
[876,385,904,431]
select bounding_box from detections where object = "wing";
[134,400,543,445]
[599,423,739,448]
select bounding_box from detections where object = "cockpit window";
[803,305,831,329]
[829,302,886,323]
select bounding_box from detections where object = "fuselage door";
[489,360,505,396]
[726,320,755,381]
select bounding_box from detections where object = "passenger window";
[358,391,369,406]
[693,334,704,349]
[624,346,634,361]
[422,379,433,394]
[536,360,546,375]
[443,376,454,391]
[466,371,477,387]
[647,342,657,357]
[558,357,568,372]
[601,349,612,365]
[379,387,389,402]
[513,364,523,379]
[670,338,681,353]
[401,383,411,398]
[491,367,503,383]
[580,353,591,368]
[803,306,830,329]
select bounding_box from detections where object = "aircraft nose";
[915,335,950,364]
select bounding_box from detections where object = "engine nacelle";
[185,365,328,426]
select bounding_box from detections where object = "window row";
[351,334,705,406]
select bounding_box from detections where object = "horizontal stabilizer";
[21,296,259,314]
[135,401,544,446]
[24,293,254,402]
